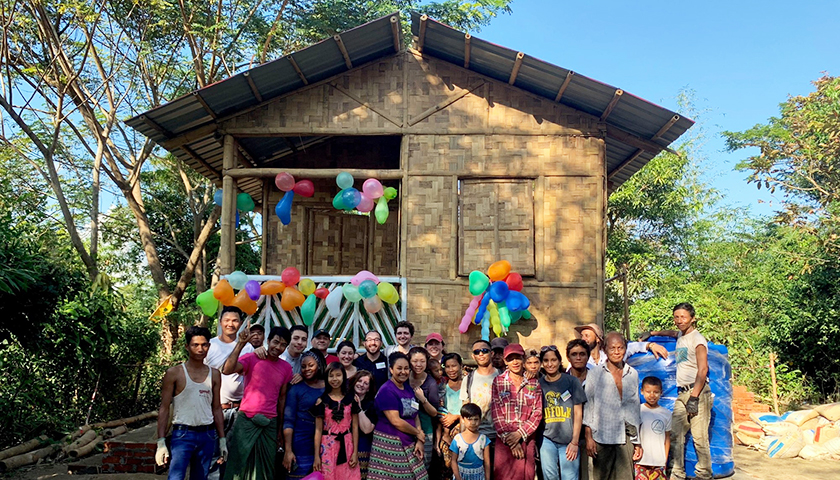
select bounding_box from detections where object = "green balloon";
[236,193,255,212]
[301,294,317,326]
[196,289,219,316]
[522,310,532,320]
[342,283,362,302]
[375,197,389,224]
[510,310,523,323]
[333,192,346,210]
[383,187,398,200]
[468,270,490,296]
[499,303,512,328]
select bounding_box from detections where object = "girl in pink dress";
[312,362,361,480]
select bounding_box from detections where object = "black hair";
[407,346,430,370]
[642,376,663,389]
[301,349,326,380]
[539,345,562,363]
[394,321,415,337]
[460,402,481,419]
[441,352,463,367]
[289,324,308,336]
[364,330,382,340]
[673,302,696,318]
[388,351,409,368]
[472,339,491,349]
[565,339,591,358]
[185,326,212,345]
[219,305,243,320]
[325,362,348,395]
[249,324,265,332]
[336,340,357,357]
[349,370,376,403]
[268,326,291,343]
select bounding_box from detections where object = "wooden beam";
[180,144,221,180]
[600,89,623,121]
[554,71,575,102]
[192,91,218,119]
[463,34,471,68]
[417,15,428,52]
[607,148,643,180]
[333,34,353,69]
[140,115,171,139]
[224,167,404,180]
[330,83,403,127]
[390,15,401,52]
[652,114,680,140]
[161,123,217,150]
[287,55,308,85]
[509,52,525,85]
[407,82,484,126]
[219,135,236,275]
[606,124,675,155]
[243,72,262,102]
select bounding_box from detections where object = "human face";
[425,340,443,359]
[580,329,599,351]
[248,330,265,348]
[642,383,662,407]
[187,335,210,361]
[289,331,307,355]
[312,333,330,352]
[525,356,540,375]
[300,356,318,380]
[390,358,411,384]
[219,312,242,338]
[605,335,626,364]
[395,327,412,347]
[673,308,695,334]
[505,353,524,374]
[568,346,589,370]
[327,368,344,390]
[410,353,427,375]
[364,332,382,355]
[541,350,561,376]
[492,349,506,369]
[462,415,481,433]
[429,360,442,381]
[267,335,288,359]
[338,346,355,367]
[354,375,371,398]
[444,358,462,381]
[472,344,492,367]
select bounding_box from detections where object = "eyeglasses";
[472,348,491,355]
[540,345,559,353]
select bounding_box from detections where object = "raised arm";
[222,323,251,375]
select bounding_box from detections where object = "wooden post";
[622,264,630,339]
[769,352,780,416]
[219,135,236,274]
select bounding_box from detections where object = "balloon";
[231,289,258,316]
[363,295,383,314]
[342,283,362,302]
[510,310,523,323]
[499,303,512,328]
[244,280,261,300]
[301,472,324,480]
[196,289,220,316]
[213,189,224,207]
[505,272,523,292]
[275,172,295,191]
[459,295,482,333]
[281,267,300,286]
[326,287,343,317]
[506,290,530,312]
[383,187,398,200]
[301,294,317,326]
[475,291,492,325]
[488,301,501,335]
[227,271,249,290]
[340,188,361,209]
[293,180,314,197]
[314,287,330,299]
[336,172,354,190]
[522,310,532,320]
[235,210,240,228]
[488,260,511,282]
[362,179,384,199]
[213,279,235,305]
[480,311,490,341]
[236,193,255,212]
[351,270,380,286]
[489,281,510,303]
[299,278,316,296]
[356,193,374,213]
[374,197,389,224]
[359,280,378,299]
[276,191,294,225]
[468,271,490,296]
[261,280,286,296]
[280,287,305,311]
[377,282,399,304]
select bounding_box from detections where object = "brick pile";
[732,384,771,422]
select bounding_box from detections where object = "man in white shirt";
[574,323,668,368]
[280,325,308,384]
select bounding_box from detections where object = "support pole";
[622,264,630,339]
[219,135,236,275]
[769,352,780,416]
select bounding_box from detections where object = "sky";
[476,0,840,216]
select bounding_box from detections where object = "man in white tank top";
[156,326,227,480]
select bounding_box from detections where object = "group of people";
[156,302,713,480]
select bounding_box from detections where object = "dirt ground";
[3,444,839,480]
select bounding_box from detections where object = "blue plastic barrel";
[627,336,735,478]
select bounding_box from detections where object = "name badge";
[560,390,571,402]
[410,401,419,410]
[376,362,386,369]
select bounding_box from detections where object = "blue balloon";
[275,191,294,225]
[475,292,492,325]
[480,311,490,341]
[489,281,510,303]
[341,187,361,209]
[506,290,530,312]
[235,210,240,228]
[213,189,224,207]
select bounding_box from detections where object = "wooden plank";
[535,176,545,282]
[219,135,236,274]
[224,168,404,179]
[407,82,485,126]
[140,115,171,138]
[330,83,403,127]
[180,144,221,180]
[417,15,428,52]
[607,149,644,180]
[652,114,680,140]
[222,126,595,136]
[193,91,218,119]
[399,135,409,277]
[450,175,458,280]
[333,34,353,69]
[599,89,623,121]
[260,179,269,275]
[508,52,525,85]
[464,34,471,68]
[287,55,308,85]
[606,124,675,155]
[161,124,217,150]
[243,72,263,102]
[554,71,575,102]
[390,16,401,52]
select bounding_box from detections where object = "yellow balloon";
[299,278,316,296]
[377,281,400,304]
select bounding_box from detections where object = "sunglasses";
[472,348,491,355]
[540,345,559,353]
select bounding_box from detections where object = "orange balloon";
[231,289,258,315]
[260,280,286,296]
[487,260,512,282]
[213,279,235,305]
[280,287,305,311]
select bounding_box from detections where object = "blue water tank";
[627,336,734,478]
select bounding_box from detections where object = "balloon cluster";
[213,189,252,226]
[274,173,315,225]
[324,270,400,317]
[459,260,532,340]
[331,172,398,224]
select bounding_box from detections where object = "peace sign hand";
[238,320,251,344]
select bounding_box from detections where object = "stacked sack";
[733,402,840,460]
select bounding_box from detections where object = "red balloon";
[505,272,524,291]
[293,180,315,197]
[275,172,295,192]
[281,267,300,286]
[314,287,330,299]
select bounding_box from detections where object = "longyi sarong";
[366,430,428,480]
[222,412,277,480]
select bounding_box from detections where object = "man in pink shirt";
[221,324,292,480]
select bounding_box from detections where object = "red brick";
[101,464,114,473]
[131,449,154,457]
[137,465,156,473]
[102,455,123,464]
[113,464,134,473]
[127,458,150,465]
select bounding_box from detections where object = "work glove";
[219,437,228,463]
[685,396,699,415]
[155,438,170,466]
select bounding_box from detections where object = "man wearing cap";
[424,332,446,363]
[246,324,265,349]
[354,330,389,391]
[490,337,509,372]
[491,343,542,480]
[311,328,340,365]
[574,323,667,368]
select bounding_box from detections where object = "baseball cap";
[503,343,525,359]
[574,323,604,342]
[425,333,444,344]
[313,329,331,339]
[249,324,265,332]
[490,337,509,351]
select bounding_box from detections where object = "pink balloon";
[362,178,384,199]
[350,270,380,286]
[281,267,300,286]
[275,172,295,192]
[293,179,314,197]
[356,193,374,213]
[459,294,482,333]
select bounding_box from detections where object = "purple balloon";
[245,280,261,300]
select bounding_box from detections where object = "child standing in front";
[635,376,671,480]
[312,363,360,480]
[450,403,491,480]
